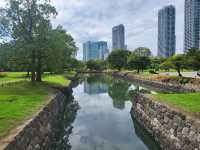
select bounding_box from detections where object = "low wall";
[111,72,196,93]
[4,87,72,150]
[131,94,200,150]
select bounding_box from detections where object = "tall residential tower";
[112,24,125,50]
[158,5,176,58]
[184,0,200,51]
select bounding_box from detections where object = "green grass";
[43,74,71,87]
[155,93,200,112]
[0,72,27,83]
[0,71,76,138]
[0,81,54,137]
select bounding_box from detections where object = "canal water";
[54,74,161,150]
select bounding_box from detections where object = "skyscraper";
[112,24,125,50]
[158,5,176,58]
[184,0,200,51]
[83,41,109,61]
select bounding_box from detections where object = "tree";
[150,57,166,73]
[107,49,130,71]
[1,0,57,82]
[185,48,200,70]
[162,54,186,77]
[160,61,172,72]
[66,58,85,72]
[133,47,152,57]
[127,53,151,73]
[86,60,103,71]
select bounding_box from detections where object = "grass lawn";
[0,81,55,137]
[155,93,200,113]
[0,71,76,138]
[43,71,76,87]
[43,74,71,87]
[0,72,27,83]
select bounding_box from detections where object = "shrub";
[149,69,158,74]
[0,73,7,78]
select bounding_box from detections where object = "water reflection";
[54,94,79,150]
[84,81,108,94]
[132,116,161,150]
[84,75,155,110]
[108,80,131,110]
[54,74,161,150]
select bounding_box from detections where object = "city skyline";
[0,0,186,59]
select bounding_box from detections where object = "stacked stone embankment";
[111,72,196,93]
[131,94,200,150]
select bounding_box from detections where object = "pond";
[54,74,161,150]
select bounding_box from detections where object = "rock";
[197,134,200,142]
[188,130,196,141]
[170,128,175,135]
[35,144,40,150]
[164,116,169,123]
[182,127,189,136]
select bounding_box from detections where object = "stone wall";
[4,87,72,150]
[111,72,196,93]
[131,94,200,150]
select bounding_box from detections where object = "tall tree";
[107,49,130,71]
[1,0,57,82]
[162,54,186,77]
[127,53,151,73]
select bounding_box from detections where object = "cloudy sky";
[1,0,184,60]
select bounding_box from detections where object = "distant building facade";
[83,41,109,61]
[158,5,176,58]
[184,0,200,51]
[112,24,125,50]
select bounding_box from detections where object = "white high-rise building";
[184,0,200,51]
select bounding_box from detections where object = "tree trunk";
[177,66,182,77]
[31,50,36,82]
[36,58,42,82]
[137,68,140,73]
[27,70,30,77]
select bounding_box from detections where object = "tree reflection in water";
[54,93,79,150]
[108,80,131,110]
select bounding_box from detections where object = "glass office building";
[158,5,176,58]
[184,0,200,51]
[112,24,125,50]
[83,41,109,61]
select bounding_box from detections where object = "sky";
[1,0,185,60]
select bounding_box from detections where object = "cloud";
[50,0,185,59]
[0,0,185,59]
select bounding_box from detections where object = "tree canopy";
[0,0,77,81]
[133,47,152,57]
[161,54,186,77]
[127,53,151,73]
[107,49,130,71]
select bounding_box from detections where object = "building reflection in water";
[84,76,154,111]
[84,81,108,94]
